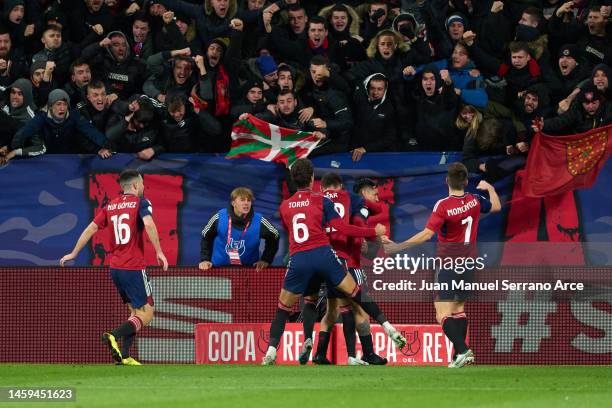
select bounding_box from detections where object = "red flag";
[523,124,612,197]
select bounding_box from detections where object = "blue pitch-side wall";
[0,153,610,266]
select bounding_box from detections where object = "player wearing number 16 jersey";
[262,159,407,365]
[384,163,501,368]
[60,169,168,366]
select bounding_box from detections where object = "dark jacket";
[0,47,28,89]
[105,96,164,154]
[351,73,396,152]
[160,107,202,153]
[412,68,461,151]
[81,32,146,99]
[542,101,612,135]
[11,108,106,155]
[143,51,197,100]
[31,43,75,86]
[158,0,263,46]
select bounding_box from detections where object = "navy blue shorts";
[110,268,154,309]
[327,267,367,299]
[283,246,347,295]
[435,267,474,301]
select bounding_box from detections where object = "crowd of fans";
[0,0,611,180]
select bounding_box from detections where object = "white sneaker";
[298,338,313,365]
[261,347,277,366]
[348,356,369,366]
[448,349,474,368]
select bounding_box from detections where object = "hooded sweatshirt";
[81,31,146,99]
[2,78,36,124]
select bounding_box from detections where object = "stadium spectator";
[535,84,612,134]
[63,60,92,109]
[410,66,461,151]
[77,81,118,135]
[160,93,202,152]
[29,61,54,109]
[553,44,590,105]
[7,89,110,162]
[2,78,36,125]
[359,0,392,45]
[344,29,429,149]
[31,24,74,87]
[0,26,28,88]
[127,12,154,61]
[457,103,527,182]
[143,48,195,103]
[230,79,266,120]
[403,41,488,109]
[68,0,117,49]
[198,186,279,270]
[350,72,397,160]
[301,55,353,155]
[318,3,367,70]
[155,10,202,54]
[105,95,163,159]
[549,4,612,71]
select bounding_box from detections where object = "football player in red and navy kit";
[384,163,501,368]
[262,159,407,365]
[301,174,387,366]
[60,169,168,365]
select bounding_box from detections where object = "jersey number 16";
[111,214,131,245]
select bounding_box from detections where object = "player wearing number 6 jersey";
[384,162,501,368]
[60,169,168,366]
[262,159,407,365]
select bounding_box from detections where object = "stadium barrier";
[1,267,610,365]
[195,323,454,365]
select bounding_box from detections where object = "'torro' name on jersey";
[288,200,310,208]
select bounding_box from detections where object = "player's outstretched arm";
[328,217,383,238]
[383,228,435,255]
[477,180,501,213]
[60,222,99,266]
[142,215,169,271]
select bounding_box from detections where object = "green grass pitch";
[1,365,611,408]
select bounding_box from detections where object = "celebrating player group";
[60,159,500,369]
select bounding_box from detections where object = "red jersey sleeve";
[93,207,107,228]
[425,199,445,233]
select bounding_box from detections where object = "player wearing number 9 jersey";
[60,169,168,366]
[262,159,407,365]
[384,163,501,368]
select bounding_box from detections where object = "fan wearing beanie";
[6,89,108,161]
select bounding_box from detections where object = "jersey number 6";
[292,213,309,244]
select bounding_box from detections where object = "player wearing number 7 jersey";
[262,159,407,365]
[384,162,501,368]
[60,169,168,366]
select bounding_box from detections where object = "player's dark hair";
[353,178,376,194]
[447,162,468,190]
[119,169,141,188]
[321,173,342,189]
[291,159,314,189]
